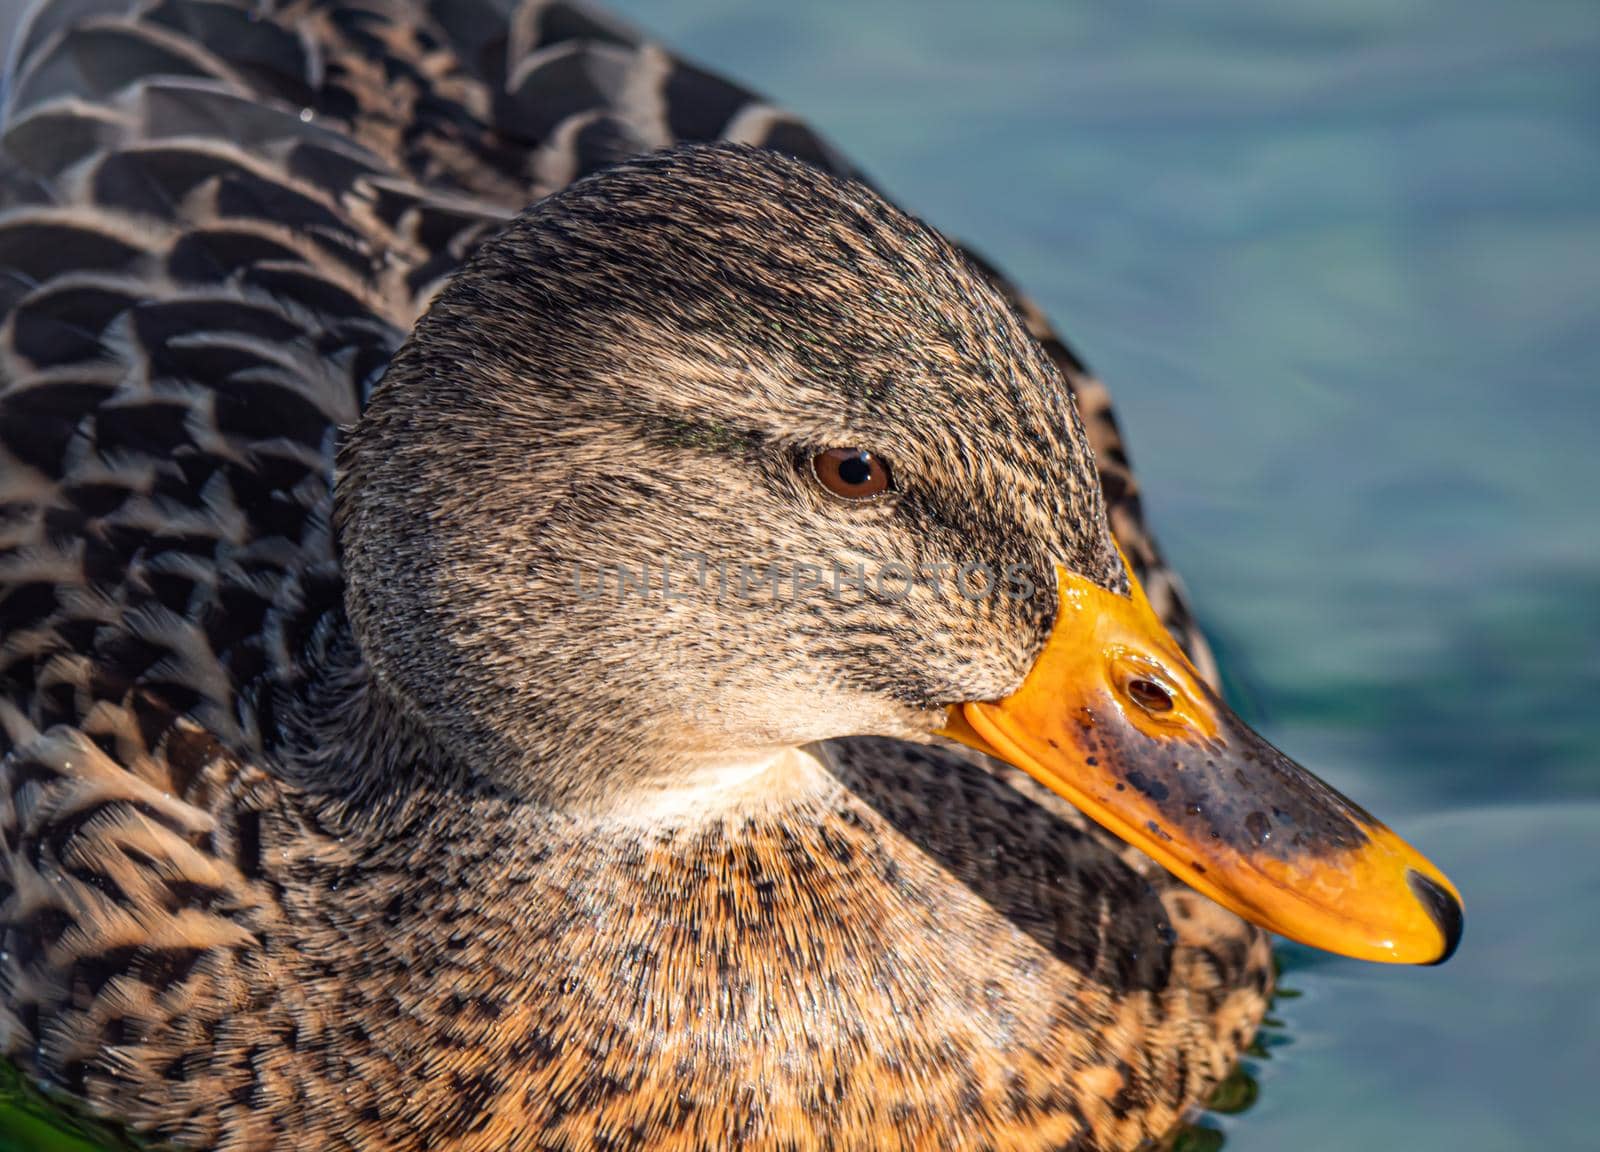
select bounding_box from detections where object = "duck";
[0,1,1462,1150]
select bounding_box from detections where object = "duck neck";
[272,605,825,835]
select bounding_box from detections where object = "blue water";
[605,1,1600,1148]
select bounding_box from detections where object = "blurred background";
[598,2,1598,1150]
[3,0,1596,1148]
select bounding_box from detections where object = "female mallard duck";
[0,1,1461,1149]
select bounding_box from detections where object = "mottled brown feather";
[0,2,1267,1149]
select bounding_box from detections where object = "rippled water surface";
[606,1,1599,1148]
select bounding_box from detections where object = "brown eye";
[810,447,893,500]
[1126,677,1176,714]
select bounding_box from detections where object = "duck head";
[337,144,1460,965]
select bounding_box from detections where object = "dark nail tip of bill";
[1408,869,1464,965]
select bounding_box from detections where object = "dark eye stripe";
[811,448,893,500]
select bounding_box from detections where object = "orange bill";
[939,552,1462,965]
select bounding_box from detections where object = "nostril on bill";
[1126,677,1174,713]
[1407,869,1464,965]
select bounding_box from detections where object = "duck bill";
[939,557,1462,965]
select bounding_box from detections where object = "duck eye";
[1126,677,1176,714]
[810,447,893,500]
